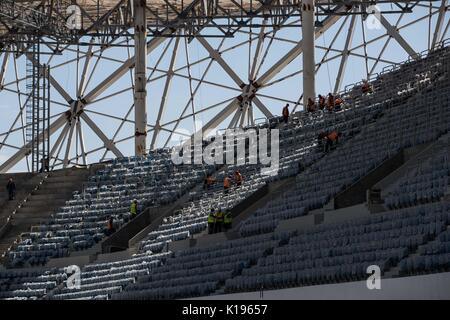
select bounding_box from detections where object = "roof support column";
[134,0,148,156]
[301,0,316,108]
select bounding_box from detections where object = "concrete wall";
[275,203,370,234]
[94,248,135,264]
[46,255,91,269]
[374,142,433,194]
[191,272,450,300]
[334,151,404,209]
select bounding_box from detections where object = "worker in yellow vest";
[130,199,138,219]
[208,208,216,234]
[224,210,232,231]
[214,208,224,233]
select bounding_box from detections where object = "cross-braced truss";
[0,0,449,172]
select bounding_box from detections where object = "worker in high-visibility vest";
[130,199,138,219]
[208,209,216,234]
[224,210,233,231]
[234,170,243,187]
[214,208,224,233]
[325,130,341,152]
[223,176,231,194]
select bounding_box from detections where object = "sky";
[0,2,449,173]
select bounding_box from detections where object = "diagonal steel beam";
[228,105,243,129]
[0,113,67,173]
[432,0,447,49]
[252,95,274,118]
[77,38,95,98]
[334,14,357,93]
[150,37,181,150]
[25,53,74,104]
[49,122,70,166]
[83,35,169,104]
[200,98,239,137]
[375,14,419,60]
[80,112,124,158]
[255,5,347,88]
[196,36,246,88]
[249,19,267,81]
[76,119,87,165]
[63,119,76,168]
[0,52,9,88]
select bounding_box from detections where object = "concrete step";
[15,204,61,215]
[38,181,83,189]
[20,199,67,208]
[0,166,105,261]
[46,175,89,183]
[12,216,50,225]
[29,193,73,201]
[49,168,90,178]
[31,186,77,195]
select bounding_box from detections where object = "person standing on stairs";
[214,208,224,233]
[224,209,233,231]
[6,178,16,200]
[208,208,216,234]
[39,157,50,173]
[234,170,243,187]
[282,103,290,124]
[130,199,138,219]
[223,176,232,194]
[105,216,116,236]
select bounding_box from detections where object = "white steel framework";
[0,0,448,173]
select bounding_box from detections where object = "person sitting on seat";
[282,103,290,124]
[234,170,243,187]
[318,95,326,110]
[307,98,316,113]
[325,130,341,152]
[327,93,335,112]
[223,176,232,193]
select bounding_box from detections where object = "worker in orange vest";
[325,130,340,152]
[318,95,326,110]
[282,103,290,124]
[223,176,232,193]
[334,95,343,111]
[327,93,335,112]
[234,170,243,187]
[307,98,316,113]
[361,80,373,94]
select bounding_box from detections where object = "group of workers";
[282,80,374,121]
[204,170,243,194]
[104,199,139,236]
[306,93,346,113]
[208,208,233,234]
